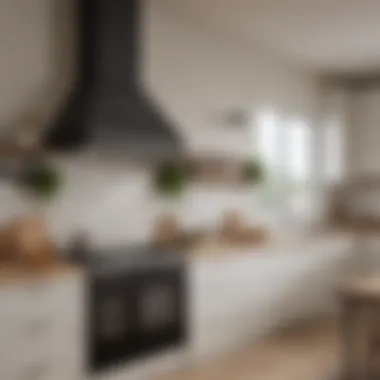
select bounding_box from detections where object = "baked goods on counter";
[0,217,56,267]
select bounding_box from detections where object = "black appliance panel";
[90,263,187,372]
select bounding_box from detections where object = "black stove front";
[89,256,187,372]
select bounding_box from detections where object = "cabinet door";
[136,267,187,353]
[90,275,137,371]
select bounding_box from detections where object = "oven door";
[89,274,138,371]
[89,264,187,372]
[136,267,187,353]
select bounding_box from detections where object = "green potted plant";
[154,161,188,199]
[21,161,62,202]
[242,158,266,186]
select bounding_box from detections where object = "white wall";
[143,0,319,157]
[0,0,50,126]
[347,88,380,177]
[0,0,75,131]
[0,0,320,247]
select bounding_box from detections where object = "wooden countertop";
[0,262,82,286]
[187,229,354,260]
[338,275,380,300]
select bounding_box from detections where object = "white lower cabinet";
[0,273,85,380]
[353,236,380,275]
[0,237,354,380]
[189,238,354,362]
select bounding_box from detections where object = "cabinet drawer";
[0,336,83,380]
[18,277,82,315]
[0,273,84,380]
[0,359,82,380]
[0,276,82,327]
[0,304,83,367]
[0,316,81,358]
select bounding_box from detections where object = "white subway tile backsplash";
[1,154,273,250]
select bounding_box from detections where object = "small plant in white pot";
[18,160,64,229]
[21,161,62,202]
[153,161,189,226]
[242,158,266,187]
[15,160,64,266]
[154,162,188,198]
[240,158,270,224]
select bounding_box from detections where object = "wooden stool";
[339,276,380,380]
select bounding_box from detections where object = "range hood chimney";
[44,0,183,158]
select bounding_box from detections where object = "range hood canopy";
[44,0,183,158]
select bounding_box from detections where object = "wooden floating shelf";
[188,156,244,185]
[0,140,49,159]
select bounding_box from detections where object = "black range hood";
[44,0,183,158]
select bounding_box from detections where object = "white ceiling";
[163,0,380,75]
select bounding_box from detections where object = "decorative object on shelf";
[154,161,188,198]
[152,214,182,248]
[20,161,62,201]
[220,210,268,247]
[221,210,248,242]
[242,158,266,186]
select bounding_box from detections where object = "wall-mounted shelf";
[0,140,50,181]
[188,156,244,186]
[0,140,48,159]
[154,155,264,188]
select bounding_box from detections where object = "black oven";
[89,258,187,372]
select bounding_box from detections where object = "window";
[253,107,345,223]
[253,109,283,203]
[286,119,312,185]
[254,109,312,189]
[254,109,313,218]
[285,118,313,217]
[255,110,281,178]
[323,114,344,183]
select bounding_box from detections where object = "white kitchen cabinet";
[353,236,380,275]
[0,236,355,380]
[0,270,85,380]
[188,236,354,361]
